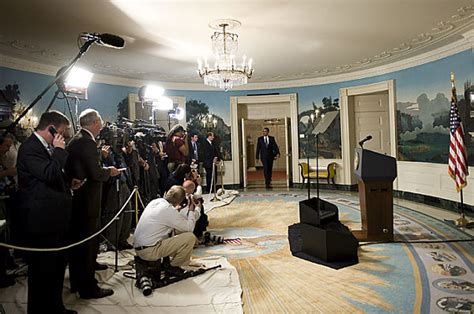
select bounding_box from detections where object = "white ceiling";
[0,0,472,85]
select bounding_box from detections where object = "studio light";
[57,66,93,99]
[138,85,165,103]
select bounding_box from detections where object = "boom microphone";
[80,32,125,49]
[358,135,372,148]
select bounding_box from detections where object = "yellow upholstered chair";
[299,162,337,188]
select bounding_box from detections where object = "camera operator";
[182,179,208,240]
[65,109,120,299]
[152,140,169,195]
[164,125,188,173]
[133,185,199,274]
[165,163,191,193]
[100,145,133,251]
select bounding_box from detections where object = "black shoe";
[64,309,77,314]
[79,287,114,299]
[95,262,108,271]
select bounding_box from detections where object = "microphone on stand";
[358,135,373,148]
[80,32,125,49]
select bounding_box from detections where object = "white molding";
[1,36,471,91]
[339,79,397,185]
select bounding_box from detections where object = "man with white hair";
[65,109,120,299]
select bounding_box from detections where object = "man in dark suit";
[16,111,79,314]
[188,133,200,165]
[201,132,222,193]
[65,109,120,299]
[256,127,280,188]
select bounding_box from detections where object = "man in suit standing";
[201,132,222,193]
[16,111,78,314]
[256,127,280,188]
[65,109,120,299]
[188,133,200,166]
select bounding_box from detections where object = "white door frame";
[230,94,298,186]
[339,80,397,185]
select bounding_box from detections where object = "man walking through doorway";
[256,127,280,188]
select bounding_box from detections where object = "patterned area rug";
[196,192,473,313]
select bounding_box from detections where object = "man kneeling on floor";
[133,185,200,274]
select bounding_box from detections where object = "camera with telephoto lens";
[138,275,153,296]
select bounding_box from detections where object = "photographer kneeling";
[133,185,199,275]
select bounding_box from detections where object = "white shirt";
[264,136,269,145]
[134,198,200,247]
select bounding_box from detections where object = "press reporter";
[65,109,120,299]
[16,111,78,314]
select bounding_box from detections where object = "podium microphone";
[80,33,125,49]
[358,135,372,148]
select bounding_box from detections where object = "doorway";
[339,80,397,185]
[230,94,298,189]
[241,118,290,188]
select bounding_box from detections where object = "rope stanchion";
[0,187,138,252]
[136,189,146,209]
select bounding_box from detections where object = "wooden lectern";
[352,148,397,241]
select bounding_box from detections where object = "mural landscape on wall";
[298,96,341,159]
[397,81,473,166]
[185,99,232,161]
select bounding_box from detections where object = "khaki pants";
[136,232,196,267]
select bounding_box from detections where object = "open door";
[241,118,248,188]
[285,116,292,188]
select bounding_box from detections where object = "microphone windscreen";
[98,33,125,49]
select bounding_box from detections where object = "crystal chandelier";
[197,19,254,91]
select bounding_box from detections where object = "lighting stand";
[114,178,120,273]
[6,39,95,134]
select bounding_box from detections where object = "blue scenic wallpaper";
[0,49,472,165]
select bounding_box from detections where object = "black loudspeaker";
[299,197,339,227]
[289,222,358,268]
[300,222,358,263]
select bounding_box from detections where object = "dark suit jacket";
[65,129,110,218]
[201,139,221,169]
[256,135,280,161]
[16,134,72,237]
[188,141,200,163]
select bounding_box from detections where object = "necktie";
[265,137,269,146]
[47,145,54,156]
[193,142,198,159]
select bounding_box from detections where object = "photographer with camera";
[181,179,209,241]
[164,125,188,173]
[133,185,199,274]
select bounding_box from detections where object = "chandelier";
[197,19,253,91]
